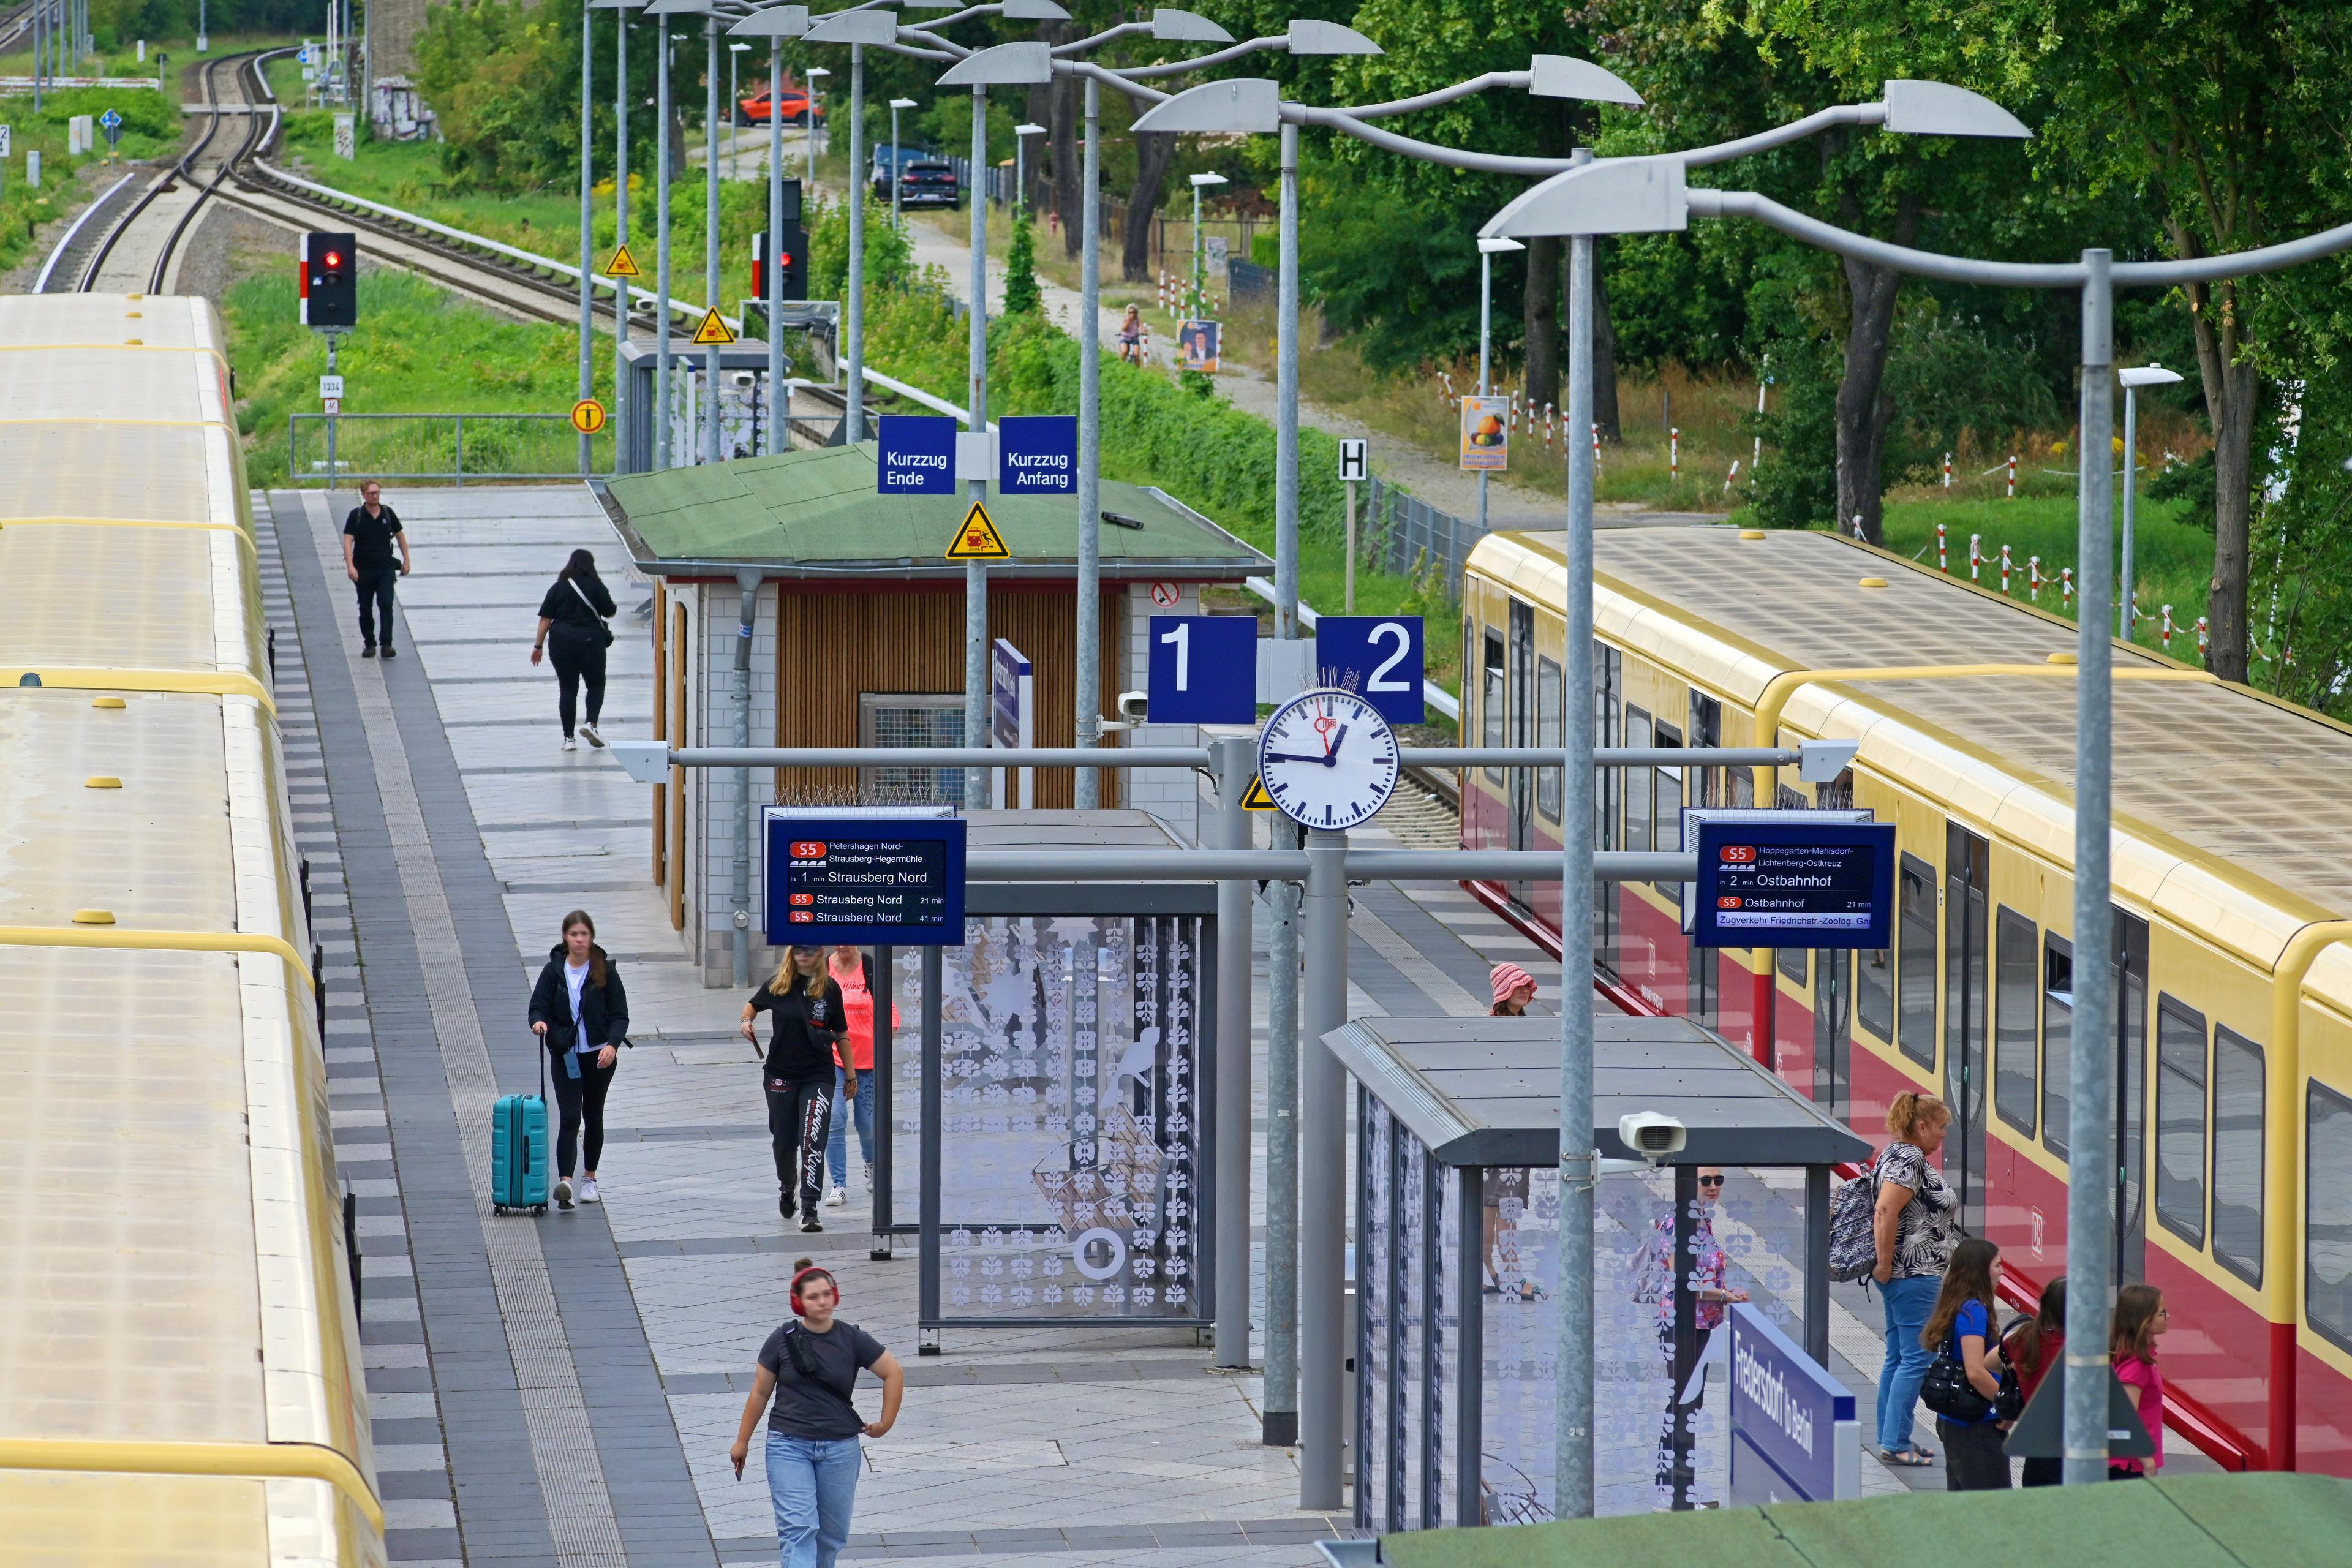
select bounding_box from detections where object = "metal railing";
[1370,473,1483,600]
[288,413,602,485]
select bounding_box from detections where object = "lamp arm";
[1294,103,1569,175]
[1052,20,1144,55]
[1114,35,1278,78]
[1680,102,1881,167]
[1341,70,1531,119]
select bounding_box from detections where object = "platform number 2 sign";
[1313,616,1424,724]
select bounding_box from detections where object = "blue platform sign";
[876,414,957,495]
[763,812,966,946]
[1313,615,1423,723]
[99,108,122,129]
[997,414,1077,494]
[1727,1304,1858,1504]
[1688,814,1896,949]
[1147,614,1258,724]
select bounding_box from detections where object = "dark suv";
[897,160,961,209]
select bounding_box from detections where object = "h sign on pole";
[1313,616,1423,725]
[1147,614,1258,724]
[1338,439,1368,614]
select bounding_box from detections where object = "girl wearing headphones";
[729,1264,905,1568]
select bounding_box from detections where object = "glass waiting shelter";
[1325,1014,1869,1531]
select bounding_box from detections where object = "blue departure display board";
[763,814,966,946]
[1689,816,1895,949]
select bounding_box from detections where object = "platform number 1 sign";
[1147,614,1259,724]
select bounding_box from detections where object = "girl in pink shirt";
[2109,1284,2171,1477]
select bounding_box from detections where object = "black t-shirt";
[538,574,617,633]
[750,978,846,1081]
[343,505,403,571]
[758,1318,884,1438]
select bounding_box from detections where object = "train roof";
[1470,525,2352,966]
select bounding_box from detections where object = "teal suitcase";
[492,1046,549,1215]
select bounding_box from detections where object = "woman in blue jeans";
[729,1264,905,1567]
[1868,1090,1959,1466]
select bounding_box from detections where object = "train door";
[1814,949,1852,1121]
[1944,823,1991,1231]
[1594,646,1622,977]
[2115,911,2150,1281]
[1508,600,1534,905]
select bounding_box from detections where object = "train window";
[2041,934,2073,1156]
[1856,946,1893,1043]
[1481,631,1506,781]
[1897,855,1937,1068]
[1536,655,1562,824]
[1624,707,1652,856]
[2211,1026,2264,1284]
[1689,694,1722,809]
[2154,995,2209,1248]
[1654,721,1683,899]
[2309,1082,2352,1352]
[1994,907,2038,1136]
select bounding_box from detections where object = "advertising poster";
[1178,318,1219,374]
[1460,394,1509,471]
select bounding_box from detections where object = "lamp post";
[1475,235,1522,537]
[577,0,597,477]
[704,13,726,463]
[725,2,815,461]
[728,40,750,180]
[2117,364,2184,640]
[889,95,918,227]
[643,4,697,469]
[589,0,639,475]
[1185,170,1225,315]
[1014,121,1045,216]
[804,64,827,186]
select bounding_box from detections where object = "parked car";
[895,160,961,208]
[736,87,825,127]
[869,143,931,198]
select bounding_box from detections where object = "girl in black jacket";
[531,549,618,752]
[527,910,631,1210]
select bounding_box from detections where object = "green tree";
[1004,213,1043,315]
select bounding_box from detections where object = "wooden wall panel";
[775,583,1121,809]
[668,600,688,931]
[651,579,668,887]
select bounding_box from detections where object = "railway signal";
[750,227,808,303]
[300,232,358,328]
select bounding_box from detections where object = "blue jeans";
[1876,1273,1942,1453]
[766,1431,861,1568]
[826,1066,875,1188]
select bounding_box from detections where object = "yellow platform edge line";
[0,417,232,430]
[0,514,257,556]
[0,1438,382,1534]
[0,341,230,364]
[0,926,316,993]
[1,667,275,714]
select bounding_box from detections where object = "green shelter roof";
[1375,1473,2352,1568]
[595,442,1270,581]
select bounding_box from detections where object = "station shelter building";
[595,442,1270,985]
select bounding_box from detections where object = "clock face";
[1256,688,1400,832]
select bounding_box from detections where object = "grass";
[0,83,181,275]
[222,263,611,486]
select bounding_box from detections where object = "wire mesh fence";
[1367,474,1484,601]
[288,414,602,485]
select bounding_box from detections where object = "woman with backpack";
[728,1262,905,1568]
[531,548,617,752]
[1863,1090,1960,1466]
[526,910,631,1210]
[2002,1277,2066,1486]
[1920,1237,2011,1490]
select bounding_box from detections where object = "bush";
[20,85,177,138]
[1742,332,1839,530]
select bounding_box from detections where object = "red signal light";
[324,251,342,268]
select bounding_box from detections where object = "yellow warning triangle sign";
[1241,775,1276,810]
[945,500,1011,560]
[603,243,641,278]
[691,307,736,346]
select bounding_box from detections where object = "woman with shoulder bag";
[525,910,631,1210]
[728,1263,905,1568]
[1919,1237,2013,1490]
[532,548,617,752]
[1869,1090,1961,1466]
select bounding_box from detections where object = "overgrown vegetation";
[0,85,177,274]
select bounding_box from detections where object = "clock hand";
[1322,724,1349,765]
[1262,752,1329,765]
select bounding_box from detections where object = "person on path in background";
[1869,1090,1959,1467]
[341,479,412,658]
[1479,963,1542,1294]
[823,945,894,1207]
[1923,1237,2011,1490]
[1629,1166,1749,1507]
[2003,1276,2066,1487]
[2109,1284,2171,1479]
[729,1263,904,1568]
[526,910,631,1210]
[744,946,848,1232]
[532,548,617,752]
[1117,304,1143,366]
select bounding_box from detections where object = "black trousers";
[1937,1417,2014,1490]
[2021,1455,2064,1487]
[766,1073,833,1214]
[549,1050,617,1178]
[548,632,608,737]
[355,567,398,649]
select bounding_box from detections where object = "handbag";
[568,577,616,648]
[1921,1349,1997,1423]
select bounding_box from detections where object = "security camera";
[1619,1111,1687,1164]
[1117,690,1150,722]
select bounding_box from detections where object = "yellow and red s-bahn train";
[0,295,381,1562]
[1460,523,2352,1477]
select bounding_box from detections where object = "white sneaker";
[554,1178,574,1209]
[824,1185,847,1207]
[578,1177,601,1204]
[562,736,578,752]
[581,723,606,748]
[864,1160,875,1192]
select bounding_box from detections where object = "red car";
[736,87,826,127]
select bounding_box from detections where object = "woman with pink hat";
[1490,962,1537,1016]
[1484,963,1541,1297]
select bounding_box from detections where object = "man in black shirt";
[341,480,413,658]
